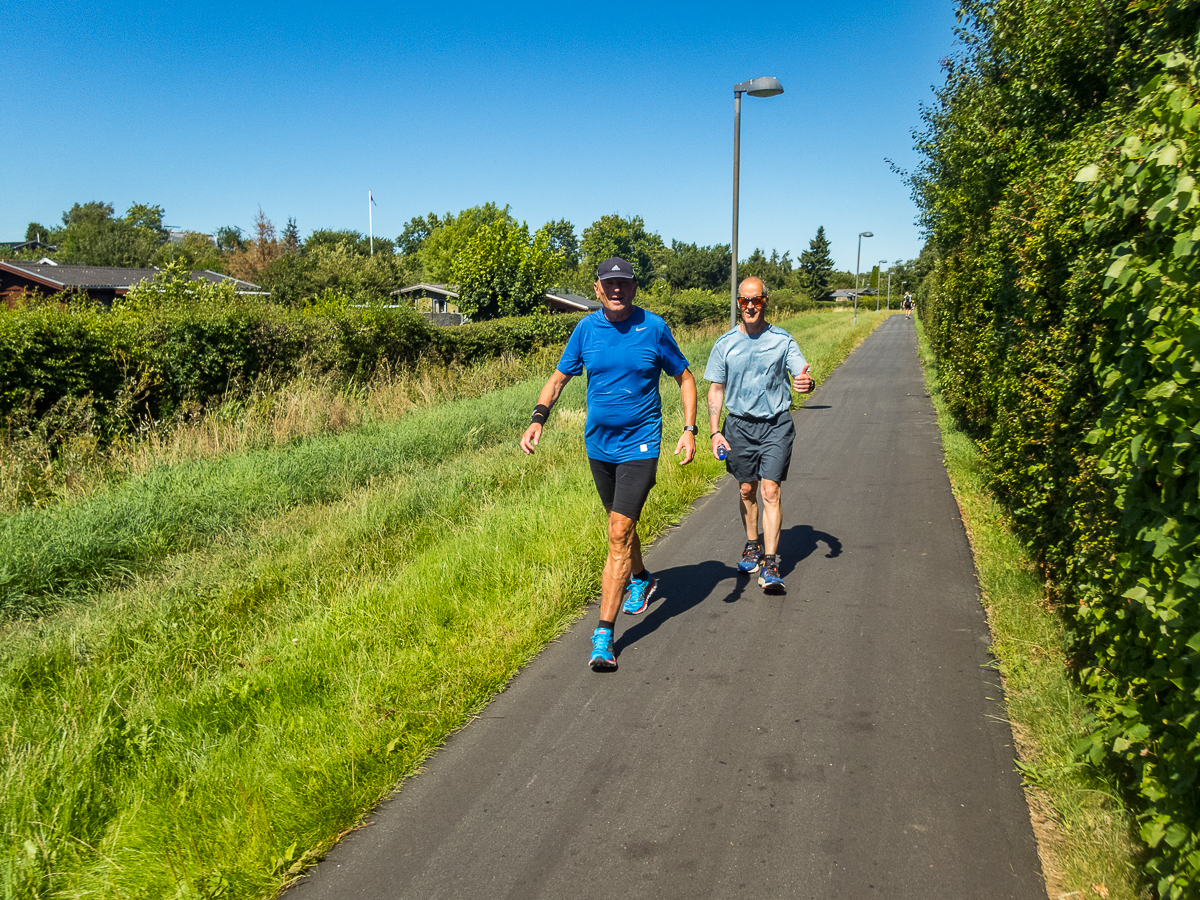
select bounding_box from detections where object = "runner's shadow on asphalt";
[613,525,843,652]
[777,523,843,579]
[615,559,740,652]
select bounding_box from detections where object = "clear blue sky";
[6,0,958,275]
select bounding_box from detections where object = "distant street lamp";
[876,260,886,311]
[854,231,873,324]
[731,76,785,327]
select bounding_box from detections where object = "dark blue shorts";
[722,412,796,484]
[588,457,658,520]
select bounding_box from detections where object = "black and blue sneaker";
[622,571,658,616]
[738,541,764,575]
[758,556,785,593]
[589,627,617,670]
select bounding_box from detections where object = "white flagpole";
[368,191,374,256]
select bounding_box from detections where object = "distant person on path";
[706,276,814,593]
[903,291,914,318]
[521,257,697,670]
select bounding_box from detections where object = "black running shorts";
[588,457,658,520]
[722,412,796,484]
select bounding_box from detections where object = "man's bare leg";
[739,480,760,543]
[600,512,638,623]
[760,479,783,557]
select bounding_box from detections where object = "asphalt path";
[288,314,1046,899]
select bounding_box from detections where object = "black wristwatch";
[683,425,699,435]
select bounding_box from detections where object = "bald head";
[738,276,766,299]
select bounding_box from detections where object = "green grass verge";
[0,308,886,900]
[913,315,1147,900]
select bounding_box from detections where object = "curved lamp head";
[735,76,784,97]
[860,231,874,238]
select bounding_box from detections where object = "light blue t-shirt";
[703,324,807,419]
[557,306,690,462]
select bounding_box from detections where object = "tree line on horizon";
[14,201,921,320]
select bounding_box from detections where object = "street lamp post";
[854,231,873,324]
[876,260,886,311]
[731,76,784,327]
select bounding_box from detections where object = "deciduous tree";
[153,232,225,273]
[305,229,393,257]
[580,214,663,287]
[421,203,514,283]
[452,219,562,320]
[662,240,730,291]
[24,222,55,244]
[543,219,580,268]
[306,240,404,303]
[51,201,168,267]
[397,213,444,258]
[215,226,246,252]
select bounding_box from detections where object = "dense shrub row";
[0,270,586,442]
[0,272,755,452]
[911,1,1199,894]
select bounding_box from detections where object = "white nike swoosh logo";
[635,326,647,331]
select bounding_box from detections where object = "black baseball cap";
[596,257,636,281]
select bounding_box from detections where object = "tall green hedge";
[911,1,1200,894]
[1076,49,1200,894]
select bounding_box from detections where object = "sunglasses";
[737,295,766,308]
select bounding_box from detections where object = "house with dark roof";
[0,240,58,255]
[392,282,460,315]
[391,283,601,322]
[0,260,263,307]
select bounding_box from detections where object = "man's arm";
[520,369,572,455]
[708,381,731,459]
[672,369,697,465]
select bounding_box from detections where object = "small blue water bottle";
[717,445,727,460]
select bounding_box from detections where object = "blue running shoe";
[738,541,764,574]
[758,557,785,593]
[589,627,617,670]
[622,571,658,616]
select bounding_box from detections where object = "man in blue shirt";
[705,276,814,593]
[521,257,697,670]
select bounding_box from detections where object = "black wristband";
[531,403,550,425]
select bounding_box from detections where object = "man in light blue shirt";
[705,276,813,593]
[521,257,697,670]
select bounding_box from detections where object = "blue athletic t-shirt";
[557,306,690,462]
